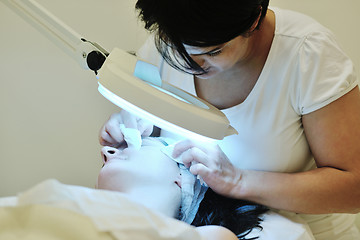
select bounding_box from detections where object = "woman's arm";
[237,87,360,214]
[195,225,238,240]
[175,87,360,214]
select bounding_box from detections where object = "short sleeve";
[295,31,358,115]
[137,34,163,68]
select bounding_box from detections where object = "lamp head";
[96,48,238,142]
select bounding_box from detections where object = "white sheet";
[0,179,315,240]
[0,205,114,240]
[248,211,315,240]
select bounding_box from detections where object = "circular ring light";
[97,48,237,142]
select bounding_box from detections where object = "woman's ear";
[246,6,263,36]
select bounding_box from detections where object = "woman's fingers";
[173,139,209,157]
[99,112,125,146]
[173,139,241,196]
[119,111,138,129]
[99,110,155,147]
[119,111,154,137]
[105,116,125,143]
[173,139,218,167]
[189,162,210,177]
[180,147,210,168]
[99,127,115,145]
[137,118,153,137]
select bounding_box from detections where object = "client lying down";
[1,137,265,240]
[97,136,268,240]
[96,130,315,240]
[0,130,315,240]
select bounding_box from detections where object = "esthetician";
[99,1,360,239]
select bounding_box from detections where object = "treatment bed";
[0,179,316,240]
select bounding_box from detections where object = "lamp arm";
[2,0,237,141]
[1,0,108,73]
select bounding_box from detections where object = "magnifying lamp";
[2,0,238,142]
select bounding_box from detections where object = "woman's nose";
[101,146,120,163]
[190,55,206,68]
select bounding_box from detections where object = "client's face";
[97,137,182,217]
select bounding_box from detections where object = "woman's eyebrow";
[191,40,232,56]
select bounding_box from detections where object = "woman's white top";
[137,7,359,240]
[138,7,358,173]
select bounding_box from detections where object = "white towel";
[119,124,142,150]
[159,138,208,224]
[161,144,207,187]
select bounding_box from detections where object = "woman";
[100,0,360,239]
[98,137,268,240]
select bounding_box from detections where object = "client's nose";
[101,146,120,163]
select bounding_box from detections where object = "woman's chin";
[195,71,217,79]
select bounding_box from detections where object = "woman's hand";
[172,139,242,197]
[99,110,153,147]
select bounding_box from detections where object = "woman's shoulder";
[137,34,163,67]
[270,6,332,40]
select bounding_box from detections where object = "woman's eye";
[207,50,222,57]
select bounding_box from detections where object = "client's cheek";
[173,187,182,211]
[97,168,114,190]
[96,171,106,188]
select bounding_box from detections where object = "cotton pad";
[119,124,142,150]
[160,143,208,224]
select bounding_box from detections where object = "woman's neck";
[234,9,275,72]
[193,10,275,109]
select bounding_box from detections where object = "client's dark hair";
[135,0,270,74]
[192,188,268,240]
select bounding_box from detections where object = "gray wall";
[0,0,148,196]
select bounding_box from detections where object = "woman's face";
[97,138,182,216]
[184,35,251,79]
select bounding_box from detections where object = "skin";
[100,10,360,214]
[97,138,182,217]
[189,9,270,109]
[172,10,360,214]
[99,111,153,147]
[97,137,238,240]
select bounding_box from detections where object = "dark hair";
[192,188,268,240]
[135,0,270,74]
